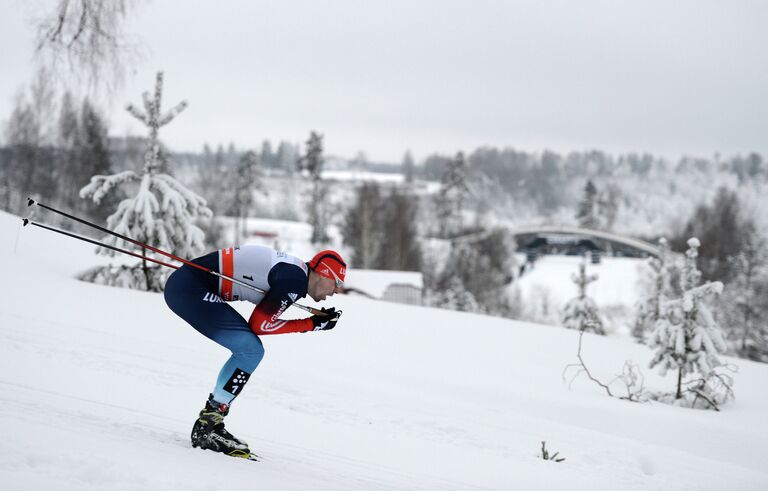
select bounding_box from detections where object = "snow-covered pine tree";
[562,261,605,335]
[596,183,620,230]
[648,237,730,405]
[299,131,329,244]
[433,231,516,316]
[261,140,277,168]
[435,151,471,238]
[2,69,57,215]
[576,180,598,229]
[77,98,115,223]
[79,71,212,291]
[632,238,672,342]
[54,91,81,213]
[720,232,768,362]
[342,181,383,269]
[402,150,415,184]
[375,187,422,272]
[233,150,265,243]
[276,141,298,174]
[466,228,517,316]
[195,142,231,216]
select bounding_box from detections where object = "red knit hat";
[308,250,346,287]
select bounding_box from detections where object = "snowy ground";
[322,170,405,183]
[2,210,767,490]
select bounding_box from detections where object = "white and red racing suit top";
[196,245,314,335]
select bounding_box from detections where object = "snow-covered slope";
[1,210,767,490]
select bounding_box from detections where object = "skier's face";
[309,273,340,302]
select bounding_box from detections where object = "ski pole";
[27,197,211,271]
[24,199,326,316]
[23,218,182,270]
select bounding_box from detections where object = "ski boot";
[191,394,251,458]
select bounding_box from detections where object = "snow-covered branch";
[79,170,139,204]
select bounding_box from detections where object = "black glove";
[310,307,341,331]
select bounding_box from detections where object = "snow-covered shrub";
[78,264,168,292]
[633,238,673,342]
[562,262,605,335]
[432,229,517,316]
[647,237,733,409]
[433,275,481,313]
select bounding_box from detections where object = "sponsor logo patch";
[270,299,289,322]
[260,319,288,332]
[223,368,251,395]
[202,292,225,303]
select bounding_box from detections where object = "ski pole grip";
[27,198,37,207]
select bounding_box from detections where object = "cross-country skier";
[164,245,346,458]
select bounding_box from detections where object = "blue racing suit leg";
[164,265,265,405]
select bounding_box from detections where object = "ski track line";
[0,380,488,491]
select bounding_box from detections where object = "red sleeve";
[248,261,313,335]
[249,304,313,335]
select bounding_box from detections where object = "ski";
[191,445,261,462]
[226,449,261,462]
[223,449,261,461]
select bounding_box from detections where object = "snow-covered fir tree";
[375,187,422,272]
[632,238,673,341]
[233,150,265,243]
[79,71,212,291]
[299,131,329,244]
[260,140,274,168]
[435,151,471,238]
[465,229,517,316]
[402,150,415,184]
[596,183,620,230]
[432,230,517,316]
[576,180,598,229]
[648,237,730,405]
[562,261,605,335]
[195,142,232,216]
[53,93,114,223]
[276,141,299,174]
[343,181,383,269]
[720,232,768,362]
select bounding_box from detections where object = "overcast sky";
[1,0,767,162]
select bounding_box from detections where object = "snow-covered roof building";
[345,269,423,305]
